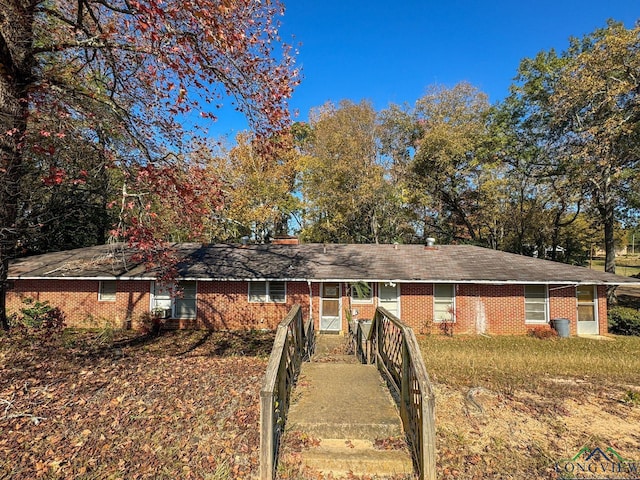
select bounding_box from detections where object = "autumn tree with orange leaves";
[0,0,299,329]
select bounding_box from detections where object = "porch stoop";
[280,335,414,478]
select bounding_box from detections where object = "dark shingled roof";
[8,243,640,285]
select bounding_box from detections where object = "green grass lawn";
[419,334,640,395]
[589,255,640,277]
[419,335,640,479]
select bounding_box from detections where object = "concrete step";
[287,363,404,440]
[298,438,414,478]
[282,361,414,478]
[289,419,403,440]
[313,334,356,363]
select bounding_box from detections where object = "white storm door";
[379,283,400,317]
[320,282,341,332]
[577,286,598,335]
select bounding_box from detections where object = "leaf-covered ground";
[0,329,274,479]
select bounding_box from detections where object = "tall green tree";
[0,0,299,329]
[508,20,640,273]
[411,82,501,245]
[299,100,414,244]
[204,132,301,243]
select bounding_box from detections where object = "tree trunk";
[0,256,10,330]
[603,201,616,274]
[0,1,35,329]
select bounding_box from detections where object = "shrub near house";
[609,307,640,336]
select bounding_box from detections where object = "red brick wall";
[176,280,311,330]
[456,284,524,335]
[8,279,609,335]
[7,279,150,328]
[7,279,312,331]
[597,285,608,335]
[310,283,321,331]
[399,284,433,333]
[394,283,605,336]
[549,285,577,335]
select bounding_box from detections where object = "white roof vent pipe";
[426,237,436,247]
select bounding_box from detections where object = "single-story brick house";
[6,242,640,336]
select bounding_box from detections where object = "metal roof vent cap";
[241,236,250,246]
[426,237,436,247]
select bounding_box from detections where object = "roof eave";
[8,275,639,286]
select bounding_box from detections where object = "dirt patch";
[435,381,640,479]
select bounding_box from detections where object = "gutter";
[8,276,639,286]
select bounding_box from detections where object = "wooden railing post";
[296,308,303,359]
[353,307,436,480]
[259,390,275,480]
[259,305,312,480]
[400,337,410,427]
[422,384,437,480]
[405,327,436,480]
[375,310,382,365]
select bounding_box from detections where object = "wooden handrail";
[353,307,436,480]
[259,305,314,480]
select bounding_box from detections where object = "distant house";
[7,242,640,336]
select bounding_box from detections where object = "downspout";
[307,280,313,323]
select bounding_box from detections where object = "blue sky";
[211,1,638,138]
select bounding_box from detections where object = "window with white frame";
[150,281,197,319]
[249,281,286,303]
[98,280,117,302]
[434,284,455,322]
[175,281,197,319]
[351,282,373,303]
[524,285,548,324]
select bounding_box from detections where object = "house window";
[152,282,172,316]
[175,281,197,319]
[351,282,373,303]
[434,284,455,322]
[150,281,197,319]
[249,281,286,303]
[525,285,548,324]
[98,280,116,302]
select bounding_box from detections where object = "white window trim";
[248,281,287,303]
[524,284,549,324]
[98,280,117,302]
[433,283,455,323]
[351,282,374,304]
[150,281,198,319]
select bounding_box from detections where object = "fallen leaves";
[0,330,273,479]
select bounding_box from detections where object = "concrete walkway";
[280,335,414,478]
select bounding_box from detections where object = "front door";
[577,285,598,335]
[379,282,400,317]
[320,282,341,332]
